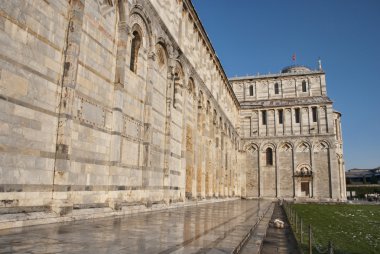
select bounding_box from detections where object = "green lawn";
[288,204,380,254]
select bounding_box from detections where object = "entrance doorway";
[301,182,310,197]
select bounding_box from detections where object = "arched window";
[262,110,267,125]
[266,147,273,166]
[274,83,279,94]
[295,108,300,123]
[130,31,141,73]
[302,80,307,92]
[249,85,254,96]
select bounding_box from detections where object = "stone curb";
[238,202,275,254]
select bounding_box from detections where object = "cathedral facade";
[0,0,345,219]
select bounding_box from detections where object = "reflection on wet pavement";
[0,200,271,254]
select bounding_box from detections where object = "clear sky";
[192,0,380,170]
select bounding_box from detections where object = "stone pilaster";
[163,62,175,202]
[107,0,129,210]
[52,0,85,215]
[141,51,156,188]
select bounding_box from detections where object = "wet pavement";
[0,200,271,254]
[260,203,300,254]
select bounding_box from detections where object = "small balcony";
[294,169,313,177]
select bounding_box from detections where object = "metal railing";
[283,202,334,254]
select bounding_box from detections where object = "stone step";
[239,203,275,254]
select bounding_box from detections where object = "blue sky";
[192,0,380,170]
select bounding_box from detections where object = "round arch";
[129,6,153,47]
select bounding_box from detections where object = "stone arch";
[295,163,313,176]
[294,141,313,197]
[206,100,211,115]
[295,163,312,197]
[278,141,293,152]
[295,141,311,165]
[244,142,259,152]
[261,142,276,152]
[295,140,311,153]
[198,90,204,109]
[321,141,330,150]
[155,36,170,50]
[261,142,276,165]
[173,59,184,75]
[172,60,184,109]
[155,42,168,72]
[128,12,151,76]
[313,140,330,152]
[213,108,217,125]
[260,143,276,197]
[129,6,152,46]
[187,77,195,97]
[129,15,149,48]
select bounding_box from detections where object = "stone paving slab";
[0,198,240,230]
[0,200,272,254]
[240,203,275,254]
[260,203,301,254]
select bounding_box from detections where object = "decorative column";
[141,51,156,188]
[108,0,128,210]
[163,60,175,203]
[52,0,85,215]
[191,90,198,198]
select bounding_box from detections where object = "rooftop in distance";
[229,64,324,81]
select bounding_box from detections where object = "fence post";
[292,209,294,224]
[309,225,312,254]
[328,241,334,254]
[295,214,298,234]
[300,218,303,244]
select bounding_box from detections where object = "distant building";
[346,167,380,185]
[231,65,346,200]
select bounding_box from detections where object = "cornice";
[239,96,333,109]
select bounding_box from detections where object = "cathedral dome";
[281,65,311,74]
